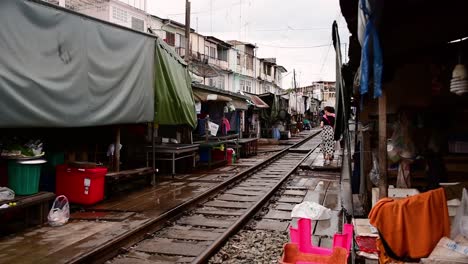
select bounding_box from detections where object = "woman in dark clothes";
[320,106,336,165]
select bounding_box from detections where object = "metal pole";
[115,126,121,172]
[293,69,298,124]
[378,91,388,198]
[185,0,191,62]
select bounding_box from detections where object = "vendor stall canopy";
[193,91,232,102]
[245,93,270,109]
[0,0,197,129]
[154,39,197,128]
[192,84,249,110]
[340,0,468,74]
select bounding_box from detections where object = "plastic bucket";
[8,159,46,195]
[227,149,235,164]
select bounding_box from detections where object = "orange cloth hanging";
[369,188,450,262]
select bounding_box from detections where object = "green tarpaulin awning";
[154,39,197,128]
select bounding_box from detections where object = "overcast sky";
[145,0,350,88]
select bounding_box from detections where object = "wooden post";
[205,115,210,142]
[114,126,121,172]
[378,91,388,198]
[151,123,156,186]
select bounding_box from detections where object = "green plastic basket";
[8,160,45,195]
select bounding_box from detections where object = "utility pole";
[293,69,298,114]
[185,0,191,62]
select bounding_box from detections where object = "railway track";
[72,130,321,264]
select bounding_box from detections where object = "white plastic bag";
[48,195,70,227]
[369,152,380,186]
[451,188,468,239]
[291,201,332,220]
[0,187,15,202]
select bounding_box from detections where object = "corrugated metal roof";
[193,90,232,102]
[245,93,269,109]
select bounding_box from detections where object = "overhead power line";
[256,43,330,49]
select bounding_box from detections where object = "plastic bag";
[451,188,468,239]
[0,187,15,202]
[291,201,332,220]
[396,159,412,188]
[389,114,415,162]
[48,195,70,227]
[369,152,380,186]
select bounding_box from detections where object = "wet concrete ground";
[0,131,317,264]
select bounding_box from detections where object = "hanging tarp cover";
[154,39,196,128]
[0,0,155,127]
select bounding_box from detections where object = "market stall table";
[196,137,238,168]
[235,138,258,158]
[146,144,199,177]
[0,192,55,234]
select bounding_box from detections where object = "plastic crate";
[212,149,226,161]
[56,164,107,205]
[199,149,210,162]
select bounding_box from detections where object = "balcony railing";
[190,52,229,71]
[175,47,186,58]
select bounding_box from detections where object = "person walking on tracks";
[320,106,336,165]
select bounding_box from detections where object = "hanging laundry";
[359,0,383,98]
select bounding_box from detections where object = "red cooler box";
[56,165,107,205]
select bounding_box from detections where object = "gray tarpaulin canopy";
[0,0,155,127]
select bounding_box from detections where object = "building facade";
[45,0,287,95]
[301,81,336,107]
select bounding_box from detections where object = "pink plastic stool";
[289,218,353,256]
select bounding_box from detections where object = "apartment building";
[45,0,147,31]
[301,81,336,107]
[44,0,287,95]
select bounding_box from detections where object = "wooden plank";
[195,207,245,216]
[158,227,220,241]
[303,191,325,204]
[283,190,307,196]
[8,192,55,208]
[303,181,330,204]
[277,196,303,204]
[275,203,295,211]
[112,251,195,264]
[70,211,135,221]
[255,220,289,231]
[378,90,388,198]
[314,210,340,237]
[236,186,271,191]
[204,200,252,209]
[285,186,308,190]
[323,191,341,211]
[106,167,153,178]
[224,189,263,196]
[135,238,208,256]
[264,210,291,220]
[216,194,259,202]
[177,215,234,228]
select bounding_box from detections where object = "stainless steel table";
[146,144,199,177]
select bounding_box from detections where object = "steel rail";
[192,147,315,263]
[69,131,320,264]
